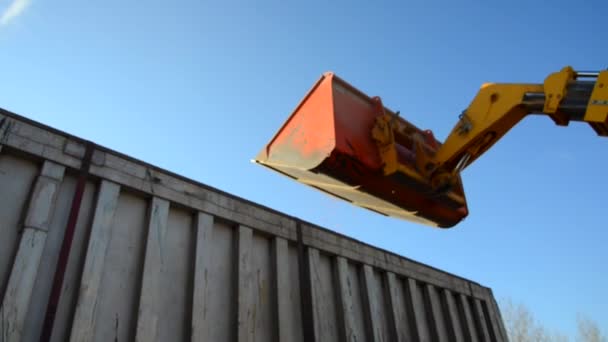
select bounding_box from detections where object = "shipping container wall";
[0,110,508,342]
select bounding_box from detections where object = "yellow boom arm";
[421,67,608,190]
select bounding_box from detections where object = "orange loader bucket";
[254,73,468,228]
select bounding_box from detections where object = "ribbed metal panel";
[0,109,507,341]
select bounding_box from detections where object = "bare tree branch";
[500,298,605,342]
[577,314,607,342]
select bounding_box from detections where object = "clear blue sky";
[1,0,606,337]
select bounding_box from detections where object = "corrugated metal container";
[0,108,508,342]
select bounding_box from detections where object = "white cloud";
[0,0,31,26]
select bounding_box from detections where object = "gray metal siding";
[49,180,97,342]
[193,218,236,342]
[98,191,148,342]
[0,155,39,299]
[22,173,78,342]
[0,109,507,341]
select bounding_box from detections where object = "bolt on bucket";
[253,72,468,228]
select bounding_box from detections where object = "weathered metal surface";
[1,161,65,342]
[0,108,507,341]
[69,180,121,342]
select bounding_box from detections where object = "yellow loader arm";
[376,66,608,193]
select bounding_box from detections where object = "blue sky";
[1,0,606,337]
